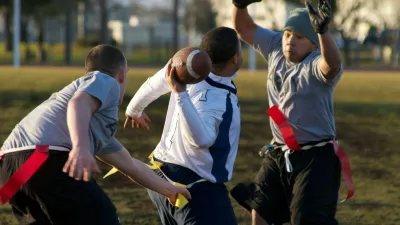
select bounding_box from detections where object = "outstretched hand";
[305,0,332,34]
[124,112,151,130]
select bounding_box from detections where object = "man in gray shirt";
[229,0,344,225]
[0,44,190,225]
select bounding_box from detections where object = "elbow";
[328,62,342,74]
[330,56,342,69]
[192,137,215,149]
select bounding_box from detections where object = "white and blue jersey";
[126,65,241,183]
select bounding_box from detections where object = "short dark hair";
[85,44,126,77]
[200,27,239,70]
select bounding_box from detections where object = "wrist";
[71,143,90,151]
[125,109,142,118]
[317,24,329,34]
[233,1,250,9]
[318,29,328,35]
[234,5,247,9]
[162,183,177,198]
[172,89,186,94]
[174,91,189,101]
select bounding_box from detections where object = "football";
[171,47,212,85]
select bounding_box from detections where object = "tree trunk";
[172,0,179,53]
[77,0,85,39]
[65,1,72,65]
[391,29,399,67]
[38,24,46,63]
[99,0,108,44]
[21,18,31,63]
[37,10,46,63]
[2,8,12,52]
[340,31,351,67]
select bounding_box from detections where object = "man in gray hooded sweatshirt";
[229,0,345,225]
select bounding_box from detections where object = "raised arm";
[317,32,342,78]
[306,0,342,79]
[232,0,282,60]
[232,6,258,46]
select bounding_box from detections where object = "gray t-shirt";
[253,26,343,144]
[1,71,123,155]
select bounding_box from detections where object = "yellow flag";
[173,182,189,208]
[102,155,189,209]
[103,167,119,179]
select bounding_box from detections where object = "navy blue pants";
[147,159,238,225]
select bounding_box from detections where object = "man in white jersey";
[125,27,242,225]
[229,0,346,225]
[0,44,190,225]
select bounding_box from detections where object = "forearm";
[175,92,215,148]
[127,157,176,197]
[318,32,342,77]
[232,7,254,31]
[126,73,171,117]
[97,148,176,197]
[67,96,93,150]
[232,7,257,44]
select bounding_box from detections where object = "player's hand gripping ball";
[171,47,212,85]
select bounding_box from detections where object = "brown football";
[171,47,212,85]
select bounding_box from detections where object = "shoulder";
[77,71,120,109]
[303,51,322,64]
[79,71,119,88]
[191,88,232,112]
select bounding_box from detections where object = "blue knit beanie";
[284,8,319,47]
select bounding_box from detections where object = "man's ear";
[233,53,239,65]
[117,68,125,84]
[312,43,318,50]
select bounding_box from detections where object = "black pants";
[147,159,238,225]
[0,150,120,225]
[230,143,341,225]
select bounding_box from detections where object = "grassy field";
[0,43,383,68]
[0,43,269,67]
[0,67,400,225]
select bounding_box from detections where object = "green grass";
[0,43,269,67]
[0,43,381,68]
[1,67,400,225]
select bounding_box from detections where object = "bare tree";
[1,6,12,52]
[99,0,108,44]
[173,0,179,53]
[65,0,73,64]
[331,0,370,66]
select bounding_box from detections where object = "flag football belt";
[103,151,206,208]
[266,105,355,202]
[0,145,70,205]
